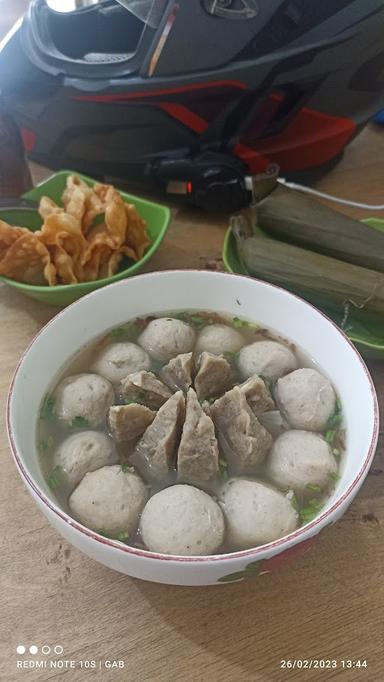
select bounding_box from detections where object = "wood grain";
[0,3,384,680]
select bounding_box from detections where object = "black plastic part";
[151,152,251,212]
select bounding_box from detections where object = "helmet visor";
[115,0,169,27]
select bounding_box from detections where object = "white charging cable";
[277,177,384,211]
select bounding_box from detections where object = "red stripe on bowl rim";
[6,271,380,564]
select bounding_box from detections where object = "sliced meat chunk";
[211,386,272,473]
[177,389,219,485]
[160,352,193,392]
[108,404,155,442]
[194,352,233,401]
[120,371,173,410]
[239,375,275,415]
[133,391,185,480]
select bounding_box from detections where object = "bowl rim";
[6,270,380,564]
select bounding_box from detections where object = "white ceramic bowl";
[7,271,379,586]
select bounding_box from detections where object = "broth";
[38,310,344,555]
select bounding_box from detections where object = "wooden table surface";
[1,4,384,681]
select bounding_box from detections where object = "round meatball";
[53,431,118,490]
[220,479,298,548]
[276,368,336,431]
[92,342,150,384]
[54,373,114,428]
[138,318,196,362]
[140,485,225,555]
[69,465,148,537]
[195,324,244,356]
[265,430,338,493]
[238,340,297,381]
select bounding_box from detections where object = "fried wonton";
[124,204,150,260]
[37,212,88,283]
[82,240,114,282]
[38,197,63,220]
[0,221,30,260]
[0,174,150,287]
[62,175,104,234]
[0,230,56,285]
[104,188,128,247]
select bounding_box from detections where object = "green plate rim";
[0,169,171,293]
[222,217,384,353]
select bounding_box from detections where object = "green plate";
[223,218,384,358]
[0,170,171,307]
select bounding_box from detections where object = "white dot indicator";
[29,645,38,655]
[16,645,25,655]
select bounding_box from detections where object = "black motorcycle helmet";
[1,0,384,211]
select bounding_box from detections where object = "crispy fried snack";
[0,175,150,286]
[38,196,64,220]
[124,203,151,260]
[37,212,88,283]
[0,228,56,285]
[0,220,30,259]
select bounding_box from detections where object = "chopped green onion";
[325,429,336,443]
[329,471,340,483]
[47,466,63,490]
[116,531,129,542]
[121,463,130,473]
[111,327,125,339]
[218,459,229,481]
[309,498,323,506]
[40,395,55,419]
[328,412,343,428]
[122,399,138,406]
[306,483,322,494]
[300,499,323,523]
[189,315,206,329]
[336,397,342,411]
[174,312,197,325]
[101,530,129,541]
[300,509,318,523]
[232,316,259,329]
[333,448,341,457]
[232,317,244,328]
[71,416,89,428]
[39,436,54,454]
[223,351,239,361]
[110,322,137,339]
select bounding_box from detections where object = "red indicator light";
[187,182,193,194]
